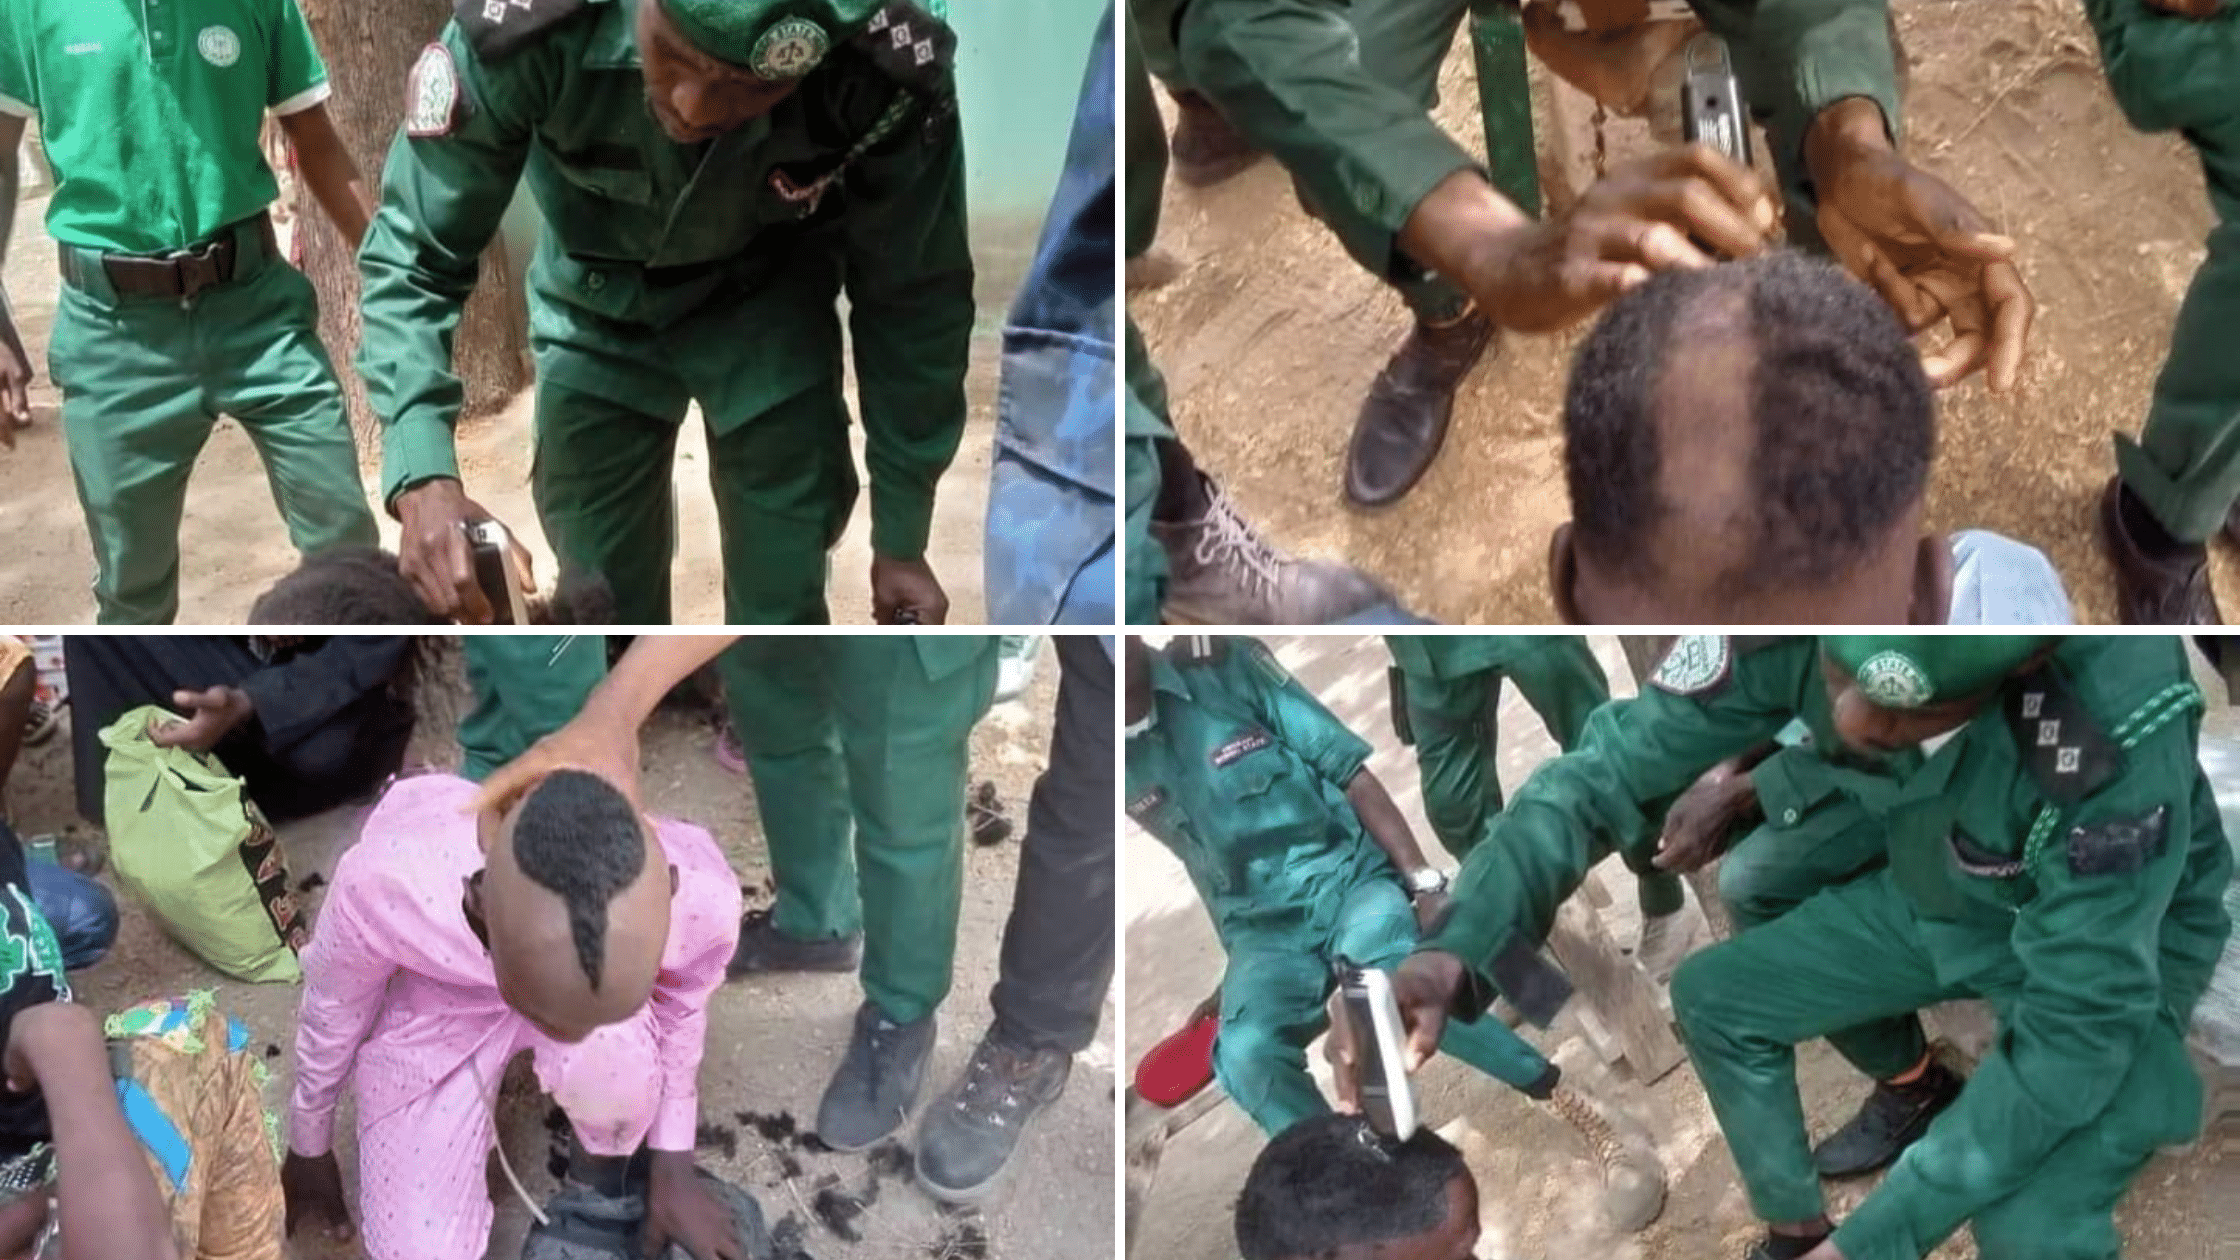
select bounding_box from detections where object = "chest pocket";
[555,157,656,206]
[1939,826,2036,918]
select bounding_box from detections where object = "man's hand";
[871,554,948,625]
[1439,146,1775,333]
[0,339,29,449]
[148,686,254,754]
[643,1152,744,1260]
[471,711,643,818]
[1653,764,1760,872]
[394,478,535,624]
[1411,889,1453,937]
[1325,951,1465,1111]
[281,1150,357,1244]
[1806,98,2031,394]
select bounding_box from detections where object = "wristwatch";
[1405,867,1449,898]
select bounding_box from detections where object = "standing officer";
[1385,634,1694,974]
[358,0,971,626]
[2089,0,2240,622]
[1673,636,2230,1260]
[0,0,379,624]
[1125,634,1667,1232]
[1335,636,1970,1187]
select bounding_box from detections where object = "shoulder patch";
[2003,665,2120,805]
[854,2,956,93]
[2066,805,2169,877]
[1650,635,1732,697]
[454,0,591,62]
[1239,639,1292,688]
[406,44,464,138]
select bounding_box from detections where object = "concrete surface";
[1123,634,2228,1260]
[3,634,1114,1259]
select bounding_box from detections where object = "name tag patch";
[1126,787,1166,822]
[1210,730,1271,768]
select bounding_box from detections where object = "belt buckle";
[166,235,229,300]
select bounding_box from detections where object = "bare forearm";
[585,637,740,731]
[281,109,373,253]
[1346,768,1433,875]
[18,1008,177,1260]
[1395,170,1535,311]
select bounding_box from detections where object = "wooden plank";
[1549,898,1688,1083]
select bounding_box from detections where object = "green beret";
[662,0,910,77]
[1820,635,2053,709]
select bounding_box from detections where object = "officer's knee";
[1212,1021,1306,1104]
[1669,950,1735,1045]
[1715,851,1785,928]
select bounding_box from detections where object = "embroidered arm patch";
[2066,805,2170,877]
[454,0,590,62]
[1649,635,1733,697]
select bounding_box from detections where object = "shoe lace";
[1192,483,1282,601]
[954,1042,1035,1122]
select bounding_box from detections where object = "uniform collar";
[586,0,643,69]
[1148,651,1195,704]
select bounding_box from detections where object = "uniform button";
[1782,808,1799,825]
[584,272,605,292]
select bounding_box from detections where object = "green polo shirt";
[0,0,330,254]
[1125,636,1386,942]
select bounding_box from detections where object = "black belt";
[60,212,278,301]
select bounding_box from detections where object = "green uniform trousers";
[531,372,858,627]
[48,236,376,624]
[457,635,610,782]
[1147,0,1489,323]
[721,637,997,1024]
[1396,637,1609,860]
[1672,869,2199,1257]
[1217,871,1553,1136]
[1715,798,1927,1081]
[2093,2,2240,544]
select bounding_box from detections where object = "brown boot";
[1544,1082,1667,1233]
[1168,89,1263,188]
[1344,310,1497,507]
[2099,476,2221,624]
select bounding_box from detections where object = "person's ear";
[1548,524,1583,624]
[1910,534,1954,625]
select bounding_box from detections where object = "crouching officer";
[1124,634,1666,1232]
[1351,637,1975,1192]
[1673,635,2231,1260]
[358,0,973,625]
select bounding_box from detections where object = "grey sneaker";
[816,1003,937,1151]
[726,908,860,979]
[916,1033,1073,1203]
[1152,480,1396,624]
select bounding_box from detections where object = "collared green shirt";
[1386,633,1581,680]
[1125,636,1384,941]
[356,0,972,560]
[0,0,329,254]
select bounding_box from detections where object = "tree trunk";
[295,0,530,451]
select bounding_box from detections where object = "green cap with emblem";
[660,0,899,78]
[1820,635,2054,709]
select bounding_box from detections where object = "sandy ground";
[3,634,1115,1260]
[1123,634,2228,1260]
[0,204,1015,626]
[1131,0,2230,625]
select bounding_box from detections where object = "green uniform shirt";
[1386,633,1583,680]
[1423,635,1923,989]
[0,0,330,254]
[1125,636,1387,942]
[1831,635,2230,1260]
[356,0,972,558]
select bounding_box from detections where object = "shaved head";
[478,770,670,1041]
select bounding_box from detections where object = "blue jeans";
[27,860,119,971]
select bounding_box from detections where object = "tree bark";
[295,0,530,451]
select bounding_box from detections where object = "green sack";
[99,707,305,984]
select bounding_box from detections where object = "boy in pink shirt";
[280,770,746,1260]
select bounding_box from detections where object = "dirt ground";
[1130,0,2228,625]
[0,206,1014,626]
[1122,635,2228,1260]
[3,634,1114,1260]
